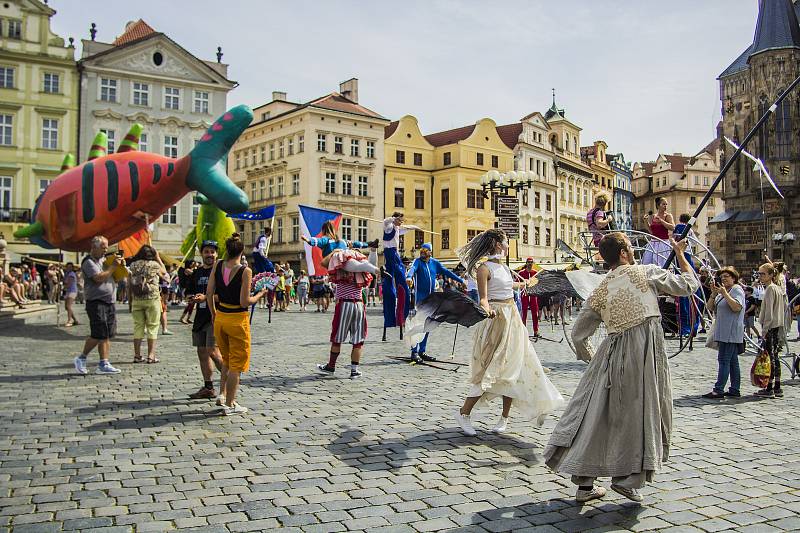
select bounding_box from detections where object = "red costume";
[518,266,539,335]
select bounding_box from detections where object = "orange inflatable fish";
[15,105,252,252]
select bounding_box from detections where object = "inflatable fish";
[14,105,252,251]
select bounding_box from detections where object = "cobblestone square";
[1,305,799,532]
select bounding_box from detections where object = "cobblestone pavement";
[1,303,800,533]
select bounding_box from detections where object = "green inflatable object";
[180,194,237,260]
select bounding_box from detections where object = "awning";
[709,210,737,223]
[734,209,764,222]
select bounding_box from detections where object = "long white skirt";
[468,300,564,425]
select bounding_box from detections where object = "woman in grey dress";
[544,232,699,504]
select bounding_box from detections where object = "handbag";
[751,350,771,388]
[704,317,718,350]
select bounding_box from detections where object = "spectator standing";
[757,263,786,398]
[703,267,745,399]
[64,262,80,326]
[744,286,760,339]
[128,245,167,363]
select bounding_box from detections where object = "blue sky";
[50,0,759,163]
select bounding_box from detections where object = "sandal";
[133,355,145,363]
[146,357,160,364]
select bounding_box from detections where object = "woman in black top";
[206,234,267,416]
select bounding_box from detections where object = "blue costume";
[382,217,411,328]
[308,236,370,256]
[252,234,274,274]
[674,222,701,336]
[406,244,464,355]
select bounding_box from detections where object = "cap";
[526,257,534,261]
[200,240,218,250]
[421,243,432,251]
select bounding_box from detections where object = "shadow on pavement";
[81,409,212,432]
[73,398,190,414]
[0,323,80,341]
[327,427,542,473]
[673,393,770,408]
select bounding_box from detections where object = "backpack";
[130,262,158,299]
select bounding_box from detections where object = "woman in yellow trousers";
[206,234,268,416]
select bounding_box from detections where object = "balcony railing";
[0,208,31,223]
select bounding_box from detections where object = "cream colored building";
[497,113,558,261]
[230,79,389,267]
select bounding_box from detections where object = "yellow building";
[581,140,615,207]
[0,0,78,259]
[384,117,514,261]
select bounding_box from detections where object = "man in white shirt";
[382,212,411,329]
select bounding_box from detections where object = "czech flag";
[299,204,342,275]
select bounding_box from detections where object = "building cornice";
[80,64,234,91]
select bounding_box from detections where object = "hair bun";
[230,233,241,241]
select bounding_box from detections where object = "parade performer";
[405,243,464,363]
[641,197,675,266]
[302,221,379,287]
[453,229,563,436]
[544,233,698,504]
[586,195,613,248]
[382,212,412,330]
[252,228,274,274]
[517,258,541,338]
[673,213,701,336]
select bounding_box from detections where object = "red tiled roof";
[113,19,156,46]
[384,121,399,139]
[424,124,476,147]
[308,93,385,119]
[642,162,655,175]
[663,154,688,172]
[495,123,523,149]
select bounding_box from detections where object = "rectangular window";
[0,114,11,145]
[545,228,551,247]
[467,229,480,242]
[269,143,275,160]
[7,20,21,39]
[703,176,709,186]
[100,78,117,102]
[444,152,452,165]
[341,218,352,240]
[522,225,529,244]
[277,218,284,243]
[583,190,588,206]
[491,155,499,168]
[292,173,300,195]
[39,179,50,195]
[357,219,368,243]
[162,205,178,224]
[164,87,180,110]
[279,140,284,158]
[536,160,541,174]
[441,188,449,209]
[317,134,326,152]
[325,172,336,194]
[0,67,13,89]
[534,191,541,209]
[694,175,700,185]
[288,137,294,155]
[568,184,573,204]
[299,135,304,152]
[546,193,552,212]
[268,178,274,198]
[396,150,405,164]
[560,224,566,241]
[193,90,209,114]
[334,136,343,154]
[534,226,541,246]
[414,230,424,250]
[350,139,360,157]
[0,176,11,209]
[441,229,450,249]
[132,82,149,106]
[476,152,484,165]
[542,162,547,176]
[709,197,715,206]
[192,196,201,224]
[342,174,352,195]
[366,141,375,158]
[235,151,241,169]
[163,136,178,158]
[559,182,565,201]
[250,182,257,201]
[277,175,284,196]
[569,224,575,244]
[260,145,266,163]
[467,189,484,209]
[394,187,404,207]
[522,191,529,207]
[100,129,115,153]
[690,196,696,205]
[43,73,60,94]
[415,189,424,210]
[292,216,300,242]
[399,234,405,251]
[413,152,423,166]
[358,175,368,197]
[41,118,58,149]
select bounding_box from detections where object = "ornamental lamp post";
[772,232,795,264]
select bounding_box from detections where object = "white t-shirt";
[382,217,409,250]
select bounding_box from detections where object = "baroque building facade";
[78,19,235,254]
[714,0,800,270]
[609,153,634,231]
[230,79,388,267]
[0,0,78,259]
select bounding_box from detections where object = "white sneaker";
[73,356,88,375]
[96,363,121,374]
[576,486,607,503]
[454,410,477,436]
[224,403,248,416]
[216,394,226,406]
[492,416,509,434]
[611,485,644,502]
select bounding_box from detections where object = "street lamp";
[480,170,536,198]
[772,232,795,262]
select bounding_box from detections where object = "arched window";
[775,99,792,159]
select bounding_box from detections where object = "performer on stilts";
[544,233,698,504]
[252,229,274,274]
[382,212,411,334]
[453,229,563,436]
[405,242,464,363]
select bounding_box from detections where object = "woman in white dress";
[454,229,564,435]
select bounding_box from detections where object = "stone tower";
[716,0,800,272]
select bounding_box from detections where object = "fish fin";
[185,105,252,214]
[13,221,44,239]
[88,132,108,161]
[60,154,76,172]
[118,124,143,153]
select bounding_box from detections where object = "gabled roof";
[639,162,655,176]
[113,19,156,46]
[749,0,800,59]
[424,124,476,147]
[384,121,399,139]
[306,93,385,119]
[496,123,523,150]
[696,137,721,157]
[659,154,689,173]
